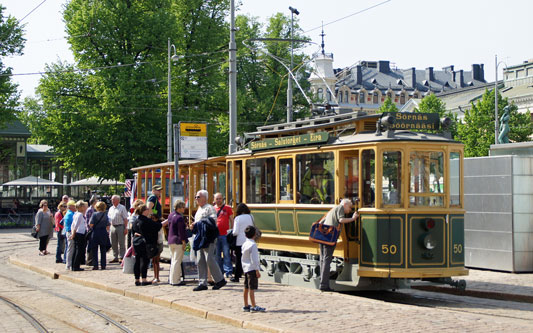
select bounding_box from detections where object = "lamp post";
[167,38,182,162]
[494,55,507,145]
[287,6,299,123]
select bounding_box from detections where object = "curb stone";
[9,255,285,332]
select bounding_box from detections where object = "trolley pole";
[228,0,237,154]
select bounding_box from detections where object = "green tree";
[414,93,458,138]
[32,0,230,179]
[232,13,310,136]
[0,5,25,127]
[457,89,532,157]
[377,96,398,113]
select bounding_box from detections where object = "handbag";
[226,229,237,250]
[309,213,340,246]
[122,255,135,274]
[31,225,38,239]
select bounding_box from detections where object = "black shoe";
[319,287,333,292]
[141,281,152,286]
[56,260,62,263]
[171,281,186,286]
[135,281,141,286]
[73,268,85,271]
[208,280,215,286]
[92,267,99,270]
[101,267,106,270]
[212,279,227,290]
[230,277,239,283]
[193,285,208,291]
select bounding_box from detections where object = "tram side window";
[409,151,444,207]
[296,152,335,204]
[362,150,375,207]
[382,151,401,206]
[343,155,359,203]
[279,158,293,201]
[450,152,461,207]
[227,162,233,205]
[246,158,275,204]
[235,160,242,204]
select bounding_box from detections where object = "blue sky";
[3,0,533,99]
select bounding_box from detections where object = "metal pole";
[228,0,237,154]
[167,38,173,162]
[495,54,499,145]
[287,11,294,123]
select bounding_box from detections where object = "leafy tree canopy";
[457,89,532,157]
[377,96,398,113]
[414,93,458,138]
[0,5,25,127]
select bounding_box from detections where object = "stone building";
[308,44,487,114]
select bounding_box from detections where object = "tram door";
[340,151,359,259]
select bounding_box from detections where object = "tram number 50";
[381,244,398,255]
[453,244,463,254]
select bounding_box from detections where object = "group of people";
[33,185,266,312]
[35,194,130,271]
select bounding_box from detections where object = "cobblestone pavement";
[4,230,533,332]
[0,230,254,333]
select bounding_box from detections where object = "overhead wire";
[17,0,48,23]
[304,0,392,33]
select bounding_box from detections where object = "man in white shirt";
[70,201,88,271]
[107,195,128,263]
[191,190,226,291]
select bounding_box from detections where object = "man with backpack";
[191,190,227,291]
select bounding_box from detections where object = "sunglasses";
[60,205,67,208]
[195,196,201,199]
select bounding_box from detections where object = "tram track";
[0,295,49,333]
[0,272,134,333]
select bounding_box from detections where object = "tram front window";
[450,152,461,207]
[382,151,401,206]
[409,151,444,207]
[246,158,276,204]
[296,152,334,204]
[279,158,293,201]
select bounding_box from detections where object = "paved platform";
[9,235,533,332]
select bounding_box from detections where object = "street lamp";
[168,38,182,162]
[287,6,299,123]
[494,55,507,145]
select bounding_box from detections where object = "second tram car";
[133,110,468,291]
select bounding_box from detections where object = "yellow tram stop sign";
[178,122,208,159]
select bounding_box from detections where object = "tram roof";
[231,130,460,156]
[247,111,377,137]
[131,156,225,172]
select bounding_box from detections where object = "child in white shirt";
[241,225,265,312]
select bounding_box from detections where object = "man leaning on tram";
[319,198,358,292]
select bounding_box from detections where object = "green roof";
[0,120,31,138]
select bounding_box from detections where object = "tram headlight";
[423,234,436,250]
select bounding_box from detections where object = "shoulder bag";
[309,213,340,246]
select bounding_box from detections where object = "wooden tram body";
[132,111,468,291]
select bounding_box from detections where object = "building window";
[373,91,379,104]
[400,93,405,104]
[359,91,365,104]
[345,91,349,104]
[338,91,343,103]
[317,88,323,100]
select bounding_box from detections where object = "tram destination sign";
[384,112,440,131]
[250,131,329,151]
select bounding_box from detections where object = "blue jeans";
[215,235,232,275]
[56,230,66,263]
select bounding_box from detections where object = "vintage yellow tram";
[133,110,468,291]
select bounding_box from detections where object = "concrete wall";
[464,155,533,272]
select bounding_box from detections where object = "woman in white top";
[231,203,254,282]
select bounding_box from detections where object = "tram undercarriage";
[259,250,465,291]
